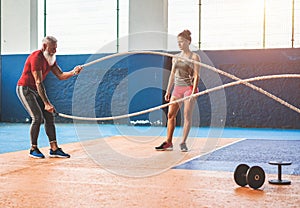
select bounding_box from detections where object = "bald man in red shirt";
[17,36,83,158]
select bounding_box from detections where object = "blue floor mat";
[174,139,300,175]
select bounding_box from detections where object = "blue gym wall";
[1,48,299,128]
[204,48,300,129]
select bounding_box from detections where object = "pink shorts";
[172,85,199,99]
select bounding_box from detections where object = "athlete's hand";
[73,65,83,75]
[189,96,195,102]
[45,103,55,113]
[189,93,196,102]
[165,92,171,102]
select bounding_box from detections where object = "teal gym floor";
[1,122,299,207]
[0,123,299,175]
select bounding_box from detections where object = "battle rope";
[57,73,300,121]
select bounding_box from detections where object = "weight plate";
[234,164,250,187]
[246,166,265,189]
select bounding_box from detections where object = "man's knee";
[31,115,43,125]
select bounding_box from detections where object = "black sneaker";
[29,148,45,159]
[49,148,70,158]
[155,141,173,151]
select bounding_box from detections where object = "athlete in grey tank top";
[174,53,194,86]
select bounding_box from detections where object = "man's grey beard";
[43,50,56,66]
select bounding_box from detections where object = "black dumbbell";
[234,164,265,189]
[268,161,292,185]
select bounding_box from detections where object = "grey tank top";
[174,53,194,86]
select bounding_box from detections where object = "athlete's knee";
[167,112,177,120]
[44,115,54,125]
[184,117,192,125]
[184,111,193,122]
[31,115,43,125]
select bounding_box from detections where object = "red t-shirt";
[17,50,57,90]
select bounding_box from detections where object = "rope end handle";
[52,111,59,117]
